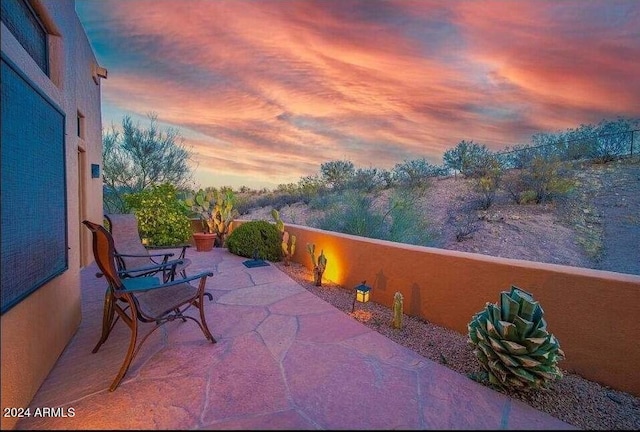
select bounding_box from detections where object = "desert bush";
[123,183,192,246]
[499,144,539,170]
[590,129,634,163]
[320,159,355,191]
[519,156,574,204]
[346,167,386,193]
[501,170,526,204]
[472,155,503,210]
[518,190,539,205]
[385,190,432,246]
[380,169,397,188]
[308,190,342,211]
[297,174,325,203]
[227,220,281,261]
[474,176,499,210]
[443,140,495,178]
[234,194,256,215]
[235,188,311,215]
[392,158,442,188]
[500,157,574,205]
[312,189,432,246]
[564,138,597,161]
[448,198,481,242]
[313,191,386,238]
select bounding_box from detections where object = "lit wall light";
[351,280,371,312]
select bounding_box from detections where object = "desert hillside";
[244,157,640,276]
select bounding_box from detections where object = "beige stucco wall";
[231,220,640,396]
[1,1,103,429]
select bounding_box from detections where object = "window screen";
[0,0,49,75]
[1,56,67,314]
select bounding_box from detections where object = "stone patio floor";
[16,247,575,430]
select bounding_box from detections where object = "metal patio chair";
[104,213,191,281]
[83,220,216,391]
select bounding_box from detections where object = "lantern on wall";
[351,280,372,312]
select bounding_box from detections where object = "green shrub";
[123,183,192,246]
[520,156,575,203]
[518,190,538,205]
[227,220,281,261]
[313,190,385,239]
[392,158,442,188]
[385,190,432,246]
[320,159,355,190]
[311,189,432,246]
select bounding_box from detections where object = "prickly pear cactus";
[468,286,565,390]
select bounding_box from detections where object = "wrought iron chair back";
[104,213,191,280]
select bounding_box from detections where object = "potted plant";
[183,189,238,251]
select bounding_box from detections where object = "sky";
[75,0,640,190]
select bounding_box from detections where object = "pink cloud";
[78,0,640,188]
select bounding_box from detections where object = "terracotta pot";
[193,232,216,252]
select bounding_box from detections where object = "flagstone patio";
[15,247,575,430]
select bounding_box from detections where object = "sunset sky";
[75,0,640,189]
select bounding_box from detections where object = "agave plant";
[468,285,565,390]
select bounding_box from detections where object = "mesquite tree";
[102,113,194,213]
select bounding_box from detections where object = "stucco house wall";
[1,1,103,429]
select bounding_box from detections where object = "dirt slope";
[245,158,640,276]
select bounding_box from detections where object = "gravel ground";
[274,261,640,430]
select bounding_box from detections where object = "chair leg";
[93,290,115,353]
[109,307,138,392]
[197,294,216,343]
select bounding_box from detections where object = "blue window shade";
[1,56,67,314]
[0,0,49,76]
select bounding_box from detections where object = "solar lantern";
[351,280,372,312]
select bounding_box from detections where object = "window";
[1,55,67,314]
[1,0,49,76]
[77,111,85,139]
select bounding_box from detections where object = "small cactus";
[468,285,565,391]
[307,243,327,286]
[272,209,296,265]
[391,291,403,329]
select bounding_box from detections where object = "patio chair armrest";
[121,271,213,293]
[155,271,214,288]
[95,259,184,279]
[145,244,191,259]
[116,252,175,259]
[118,259,185,275]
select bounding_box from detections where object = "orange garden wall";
[232,220,640,396]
